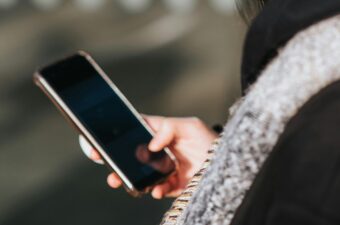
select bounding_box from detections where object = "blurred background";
[0,0,246,224]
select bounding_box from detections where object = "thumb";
[79,135,104,165]
[148,119,175,152]
[142,114,164,131]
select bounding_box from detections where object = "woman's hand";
[79,115,218,199]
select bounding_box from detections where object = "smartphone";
[33,51,177,196]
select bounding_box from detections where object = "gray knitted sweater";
[163,15,340,225]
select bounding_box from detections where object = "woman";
[81,0,340,224]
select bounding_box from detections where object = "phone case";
[33,51,178,197]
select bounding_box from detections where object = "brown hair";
[236,0,268,24]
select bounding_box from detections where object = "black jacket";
[232,1,340,225]
[241,0,340,93]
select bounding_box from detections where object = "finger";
[148,119,175,152]
[79,135,104,165]
[151,186,163,199]
[107,173,123,189]
[142,114,164,132]
[163,175,182,198]
[91,149,102,161]
[135,145,150,164]
[151,181,174,199]
[165,189,183,198]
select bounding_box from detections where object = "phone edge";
[78,51,178,167]
[33,51,178,196]
[33,71,142,197]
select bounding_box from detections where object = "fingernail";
[91,151,105,165]
[108,176,117,188]
[149,141,159,151]
[152,189,162,199]
[79,136,104,165]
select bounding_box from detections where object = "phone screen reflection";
[41,55,175,190]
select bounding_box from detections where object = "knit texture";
[166,15,340,225]
[161,140,218,225]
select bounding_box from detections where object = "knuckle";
[189,116,203,126]
[162,118,174,130]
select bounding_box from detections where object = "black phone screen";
[40,54,175,191]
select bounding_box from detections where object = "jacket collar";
[241,0,340,93]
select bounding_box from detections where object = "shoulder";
[276,15,340,66]
[246,15,340,98]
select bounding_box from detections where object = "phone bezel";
[33,51,178,196]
